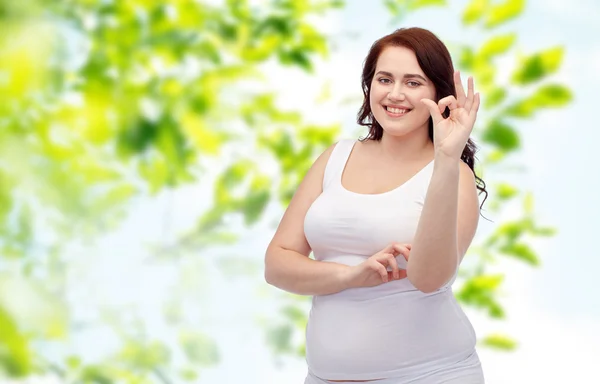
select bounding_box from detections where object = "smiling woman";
[264,27,488,383]
[357,29,486,202]
[368,46,438,136]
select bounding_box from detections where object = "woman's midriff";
[305,287,476,381]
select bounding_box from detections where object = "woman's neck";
[376,127,434,162]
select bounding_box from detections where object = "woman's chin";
[380,125,420,137]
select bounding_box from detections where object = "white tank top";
[303,139,476,381]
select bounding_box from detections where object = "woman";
[264,27,488,384]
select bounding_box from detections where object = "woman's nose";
[387,85,406,101]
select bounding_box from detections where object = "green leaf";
[484,0,525,28]
[0,307,32,376]
[495,221,527,243]
[0,276,67,340]
[523,192,534,213]
[266,324,294,353]
[242,174,271,225]
[407,0,447,10]
[299,123,340,145]
[179,332,220,366]
[482,333,518,350]
[215,161,253,205]
[383,0,402,16]
[531,84,573,106]
[462,0,489,25]
[469,274,504,290]
[512,47,564,85]
[479,33,516,59]
[94,184,138,214]
[256,16,296,38]
[65,355,81,369]
[500,243,541,265]
[180,368,199,381]
[505,84,572,118]
[484,87,507,108]
[279,49,313,71]
[118,118,159,155]
[383,0,446,18]
[472,59,496,87]
[281,305,307,328]
[496,183,518,200]
[119,340,171,369]
[80,365,115,384]
[456,274,505,318]
[459,47,475,70]
[198,40,222,64]
[503,99,534,117]
[481,120,520,151]
[533,226,557,236]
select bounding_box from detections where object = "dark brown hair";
[357,27,488,208]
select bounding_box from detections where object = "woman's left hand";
[421,71,480,160]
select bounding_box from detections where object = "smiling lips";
[385,105,412,117]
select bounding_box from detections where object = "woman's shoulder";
[315,138,357,163]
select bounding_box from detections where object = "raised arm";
[407,72,482,293]
[405,158,480,292]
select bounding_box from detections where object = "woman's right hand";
[343,243,411,288]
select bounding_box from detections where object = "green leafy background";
[1,0,598,383]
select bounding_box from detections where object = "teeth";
[387,107,408,114]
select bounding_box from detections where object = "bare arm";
[264,143,352,296]
[406,156,480,293]
[410,72,482,293]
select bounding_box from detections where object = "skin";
[369,45,438,155]
[264,45,481,382]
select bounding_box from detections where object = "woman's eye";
[407,81,420,87]
[378,78,391,84]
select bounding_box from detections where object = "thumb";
[421,98,443,125]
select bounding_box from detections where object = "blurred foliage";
[0,0,342,380]
[0,0,571,381]
[384,0,447,24]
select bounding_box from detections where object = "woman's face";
[369,46,437,137]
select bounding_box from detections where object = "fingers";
[387,269,407,280]
[374,252,399,280]
[391,243,411,261]
[381,243,397,256]
[472,92,480,115]
[437,95,458,114]
[454,71,466,106]
[383,242,410,256]
[369,243,412,283]
[467,92,481,127]
[372,260,389,282]
[385,252,400,280]
[464,76,475,111]
[421,98,443,125]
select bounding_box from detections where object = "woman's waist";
[307,291,475,356]
[307,349,481,382]
[314,277,450,302]
[306,335,478,382]
[308,293,473,339]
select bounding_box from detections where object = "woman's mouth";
[385,106,411,117]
